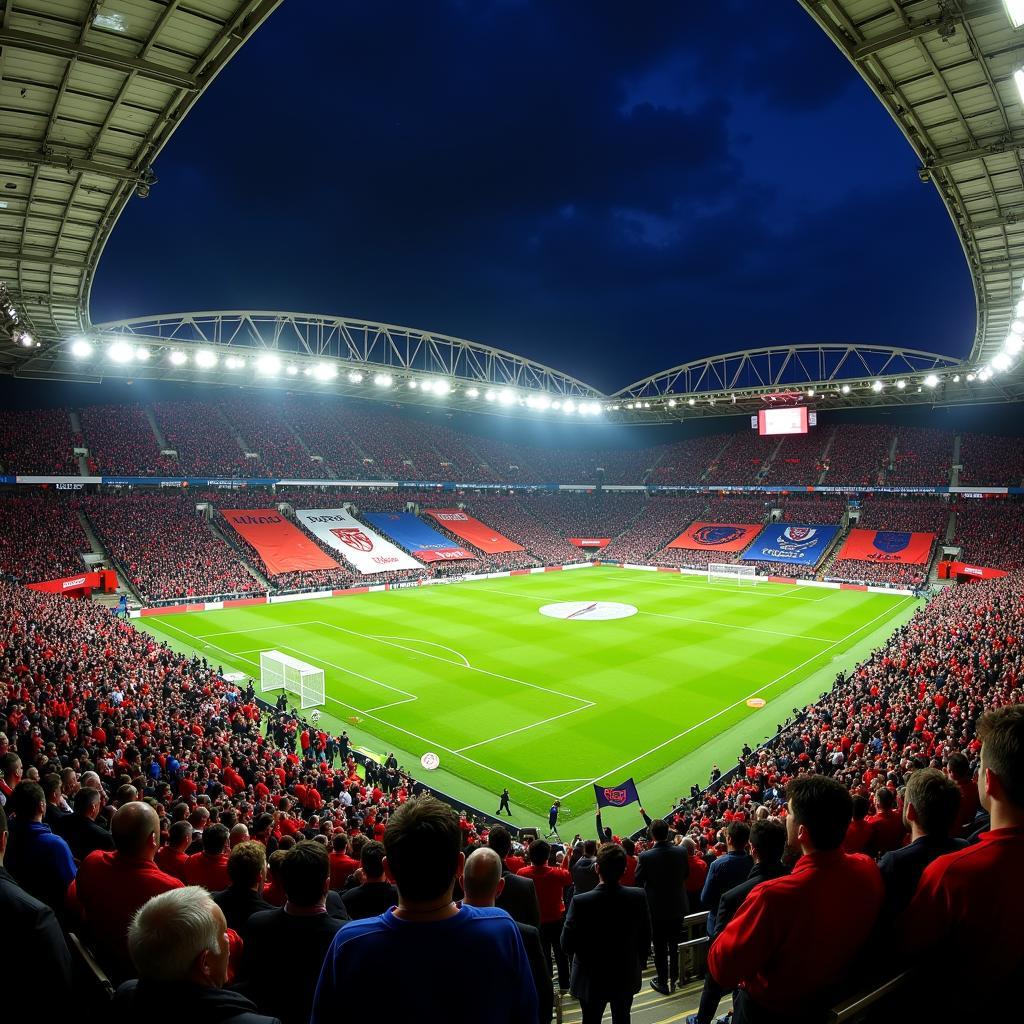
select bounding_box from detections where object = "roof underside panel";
[0,0,282,366]
[800,0,1024,366]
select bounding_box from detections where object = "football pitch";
[138,567,920,836]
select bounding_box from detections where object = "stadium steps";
[205,515,273,591]
[950,434,961,487]
[78,511,145,604]
[699,435,737,481]
[67,410,91,475]
[283,415,335,474]
[215,405,254,458]
[755,437,786,482]
[143,405,170,449]
[558,969,725,1024]
[815,426,839,484]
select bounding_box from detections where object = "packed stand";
[152,401,249,477]
[760,429,831,486]
[602,496,711,563]
[776,495,848,524]
[886,427,954,486]
[79,404,176,476]
[952,499,1024,571]
[820,423,892,487]
[462,495,586,565]
[220,400,331,479]
[84,494,262,602]
[958,431,1024,486]
[703,430,780,485]
[280,400,369,478]
[417,507,540,571]
[648,432,732,485]
[514,491,646,543]
[0,493,89,583]
[0,407,78,475]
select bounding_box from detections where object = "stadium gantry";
[1,0,1024,423]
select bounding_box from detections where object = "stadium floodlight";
[1015,67,1024,104]
[552,400,562,410]
[432,378,450,395]
[625,402,634,409]
[498,389,515,405]
[347,370,364,383]
[992,352,1012,372]
[841,384,851,394]
[286,364,298,376]
[1005,1,1024,30]
[807,388,815,397]
[466,387,479,398]
[924,373,940,388]
[1011,320,1024,335]
[1006,334,1024,354]
[408,379,418,389]
[563,400,577,414]
[872,380,884,392]
[967,372,976,382]
[134,347,150,361]
[168,350,188,366]
[374,372,393,388]
[536,394,552,410]
[484,389,496,402]
[225,355,246,370]
[953,374,961,383]
[255,352,281,375]
[978,367,993,381]
[896,379,906,390]
[667,398,677,407]
[108,341,134,363]
[194,349,218,369]
[687,397,696,406]
[15,329,35,347]
[70,338,93,359]
[312,362,335,380]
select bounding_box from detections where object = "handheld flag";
[594,778,640,809]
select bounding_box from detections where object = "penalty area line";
[454,700,597,753]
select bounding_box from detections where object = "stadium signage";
[742,523,840,565]
[222,508,341,575]
[296,508,422,574]
[424,508,523,553]
[55,482,83,490]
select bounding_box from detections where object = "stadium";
[1,3,1022,1024]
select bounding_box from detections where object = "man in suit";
[464,847,552,1024]
[42,773,71,832]
[572,839,599,897]
[213,840,273,933]
[55,786,114,861]
[634,817,689,995]
[878,767,965,922]
[488,824,540,927]
[237,840,346,1024]
[687,819,788,1024]
[699,822,752,936]
[0,805,73,1013]
[562,842,652,1024]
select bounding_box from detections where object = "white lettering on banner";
[296,508,422,574]
[432,512,468,521]
[55,482,83,490]
[62,577,87,589]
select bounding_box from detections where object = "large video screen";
[757,406,809,436]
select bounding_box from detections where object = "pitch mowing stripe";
[554,594,917,801]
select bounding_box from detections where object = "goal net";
[708,562,759,585]
[260,650,326,710]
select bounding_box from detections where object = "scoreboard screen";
[756,407,809,436]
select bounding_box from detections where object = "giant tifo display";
[3,3,1024,1023]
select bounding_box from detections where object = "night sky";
[90,0,977,397]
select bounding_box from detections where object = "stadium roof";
[1,0,1024,422]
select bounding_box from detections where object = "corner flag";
[594,778,640,809]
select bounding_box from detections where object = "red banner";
[413,547,476,563]
[569,538,611,548]
[222,509,339,575]
[424,509,523,553]
[836,529,935,565]
[27,570,118,598]
[667,523,763,552]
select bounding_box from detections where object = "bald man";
[463,848,552,1024]
[73,801,184,980]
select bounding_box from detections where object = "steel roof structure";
[1,0,1024,424]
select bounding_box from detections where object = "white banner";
[296,508,423,574]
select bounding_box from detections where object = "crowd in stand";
[79,405,177,477]
[952,499,1024,571]
[886,427,954,486]
[84,494,261,601]
[704,432,780,485]
[220,400,332,480]
[0,407,78,475]
[761,430,830,486]
[0,494,89,583]
[820,424,891,487]
[152,401,250,477]
[959,431,1024,487]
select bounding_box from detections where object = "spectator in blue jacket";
[4,780,76,912]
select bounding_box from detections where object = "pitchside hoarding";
[296,508,423,574]
[741,523,840,565]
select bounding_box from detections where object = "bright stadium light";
[992,352,1012,372]
[256,354,281,376]
[195,349,218,369]
[408,379,418,389]
[978,367,993,381]
[687,397,696,406]
[953,374,961,383]
[841,384,851,394]
[168,350,188,366]
[466,387,479,398]
[807,388,815,397]
[667,398,677,407]
[872,380,884,392]
[134,347,150,362]
[433,379,450,395]
[924,373,939,388]
[896,379,906,390]
[485,390,496,402]
[108,341,134,363]
[347,370,364,383]
[1006,334,1024,354]
[563,400,577,414]
[225,355,246,370]
[498,389,515,405]
[286,364,298,376]
[1005,1,1024,29]
[71,338,93,359]
[1015,67,1024,104]
[374,373,393,388]
[312,362,335,380]
[1011,320,1024,335]
[625,402,634,410]
[967,372,976,382]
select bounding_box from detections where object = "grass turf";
[137,566,920,836]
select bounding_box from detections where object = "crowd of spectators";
[648,433,733,486]
[152,401,249,477]
[776,495,847,524]
[820,424,892,487]
[952,499,1024,571]
[79,405,177,477]
[84,494,261,601]
[704,431,780,485]
[0,407,78,475]
[761,430,831,486]
[220,400,332,480]
[958,431,1024,487]
[0,493,89,583]
[886,427,954,486]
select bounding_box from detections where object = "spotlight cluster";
[0,282,35,348]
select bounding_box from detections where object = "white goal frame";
[259,649,326,709]
[708,562,759,585]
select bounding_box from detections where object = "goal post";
[259,649,326,710]
[708,562,759,586]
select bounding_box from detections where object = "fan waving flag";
[594,778,640,809]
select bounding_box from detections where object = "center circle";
[540,601,638,621]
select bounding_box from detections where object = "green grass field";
[138,567,920,837]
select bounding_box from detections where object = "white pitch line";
[148,619,562,800]
[363,697,419,712]
[589,569,838,601]
[525,778,595,785]
[370,635,472,668]
[554,594,918,802]
[468,584,838,643]
[455,701,596,752]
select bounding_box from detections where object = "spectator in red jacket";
[328,833,359,890]
[73,801,184,980]
[682,837,708,911]
[866,787,906,856]
[900,705,1024,1016]
[183,824,231,891]
[945,751,981,834]
[517,839,572,991]
[841,794,872,853]
[708,775,883,1023]
[154,820,192,881]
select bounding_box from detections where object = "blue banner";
[363,511,468,554]
[594,777,641,809]
[741,523,840,565]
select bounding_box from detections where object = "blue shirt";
[6,820,77,911]
[701,851,753,935]
[311,903,537,1024]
